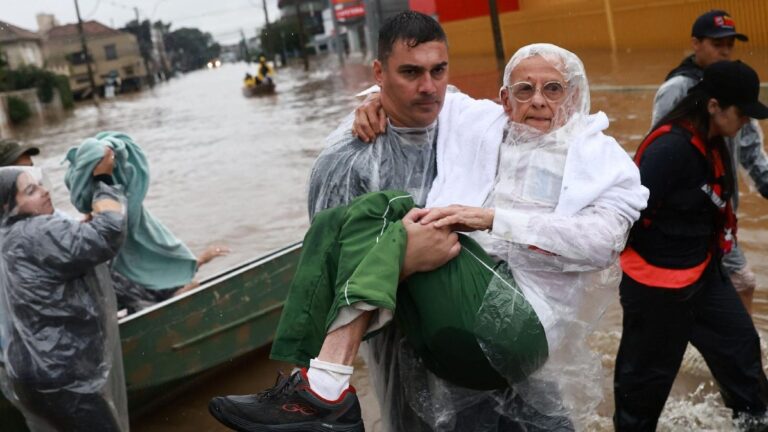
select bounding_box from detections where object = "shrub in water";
[7,96,31,124]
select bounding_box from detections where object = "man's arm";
[650,76,695,127]
[737,119,768,198]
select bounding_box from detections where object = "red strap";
[635,122,724,177]
[634,124,673,166]
[620,246,711,289]
[634,122,736,253]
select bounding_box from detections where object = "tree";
[121,19,155,85]
[164,27,221,71]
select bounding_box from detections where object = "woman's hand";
[352,92,386,143]
[400,208,460,279]
[197,244,231,267]
[420,205,495,232]
[93,147,115,176]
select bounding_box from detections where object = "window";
[123,66,134,76]
[104,44,118,60]
[66,51,89,65]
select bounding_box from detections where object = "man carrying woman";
[210,12,648,432]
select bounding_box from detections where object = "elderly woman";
[0,153,129,431]
[211,44,647,432]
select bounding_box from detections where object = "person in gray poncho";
[0,151,129,431]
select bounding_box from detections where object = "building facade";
[43,20,147,97]
[411,0,767,59]
[0,21,45,69]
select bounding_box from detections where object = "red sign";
[335,5,365,20]
[432,0,519,23]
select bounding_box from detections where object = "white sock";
[306,358,354,401]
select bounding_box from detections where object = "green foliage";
[121,19,153,60]
[34,71,57,102]
[55,75,74,109]
[164,27,221,71]
[7,96,31,124]
[0,65,72,109]
[259,18,308,60]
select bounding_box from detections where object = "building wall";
[45,32,146,93]
[1,40,45,69]
[438,0,768,58]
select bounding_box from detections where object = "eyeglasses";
[507,81,567,103]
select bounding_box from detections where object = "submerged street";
[9,50,768,431]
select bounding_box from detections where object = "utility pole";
[330,0,344,66]
[240,28,251,62]
[488,0,506,85]
[133,7,154,87]
[74,0,98,104]
[603,0,618,55]
[293,0,309,71]
[262,0,272,60]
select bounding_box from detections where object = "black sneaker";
[208,368,365,432]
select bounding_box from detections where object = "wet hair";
[651,85,738,142]
[650,87,735,199]
[377,11,446,64]
[0,168,22,220]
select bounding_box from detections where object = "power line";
[84,0,103,18]
[102,0,134,11]
[172,6,263,23]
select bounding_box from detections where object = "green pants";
[271,191,548,389]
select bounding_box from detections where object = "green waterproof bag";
[397,235,549,390]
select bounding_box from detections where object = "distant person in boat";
[651,10,767,315]
[614,60,768,431]
[209,13,647,432]
[64,132,230,314]
[0,153,130,431]
[244,72,256,88]
[255,55,275,85]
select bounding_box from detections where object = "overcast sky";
[4,0,283,45]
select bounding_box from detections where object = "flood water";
[8,47,768,431]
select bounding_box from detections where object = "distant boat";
[242,81,276,97]
[0,242,302,430]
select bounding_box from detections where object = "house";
[0,21,44,69]
[42,18,147,98]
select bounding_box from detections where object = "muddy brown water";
[8,47,768,431]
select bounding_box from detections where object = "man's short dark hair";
[377,11,447,63]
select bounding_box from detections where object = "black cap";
[0,140,40,166]
[699,61,768,120]
[692,10,748,41]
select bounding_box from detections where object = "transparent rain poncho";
[308,114,437,219]
[358,44,647,431]
[0,167,129,431]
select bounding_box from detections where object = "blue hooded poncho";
[65,131,197,290]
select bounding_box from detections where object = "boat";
[0,241,302,431]
[242,80,276,97]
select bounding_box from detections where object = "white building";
[0,21,45,69]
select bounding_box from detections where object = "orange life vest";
[620,122,736,289]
